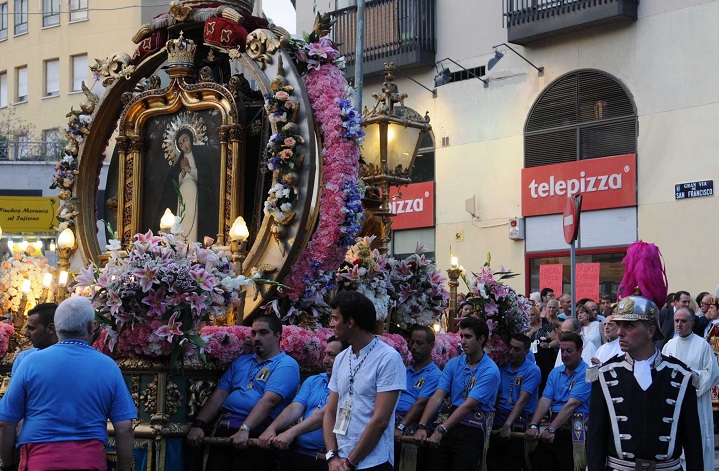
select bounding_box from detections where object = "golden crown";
[181,0,254,12]
[166,31,196,66]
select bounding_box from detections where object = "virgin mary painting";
[141,109,220,242]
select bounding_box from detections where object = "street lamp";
[57,228,76,272]
[447,256,461,333]
[229,216,250,275]
[361,62,432,255]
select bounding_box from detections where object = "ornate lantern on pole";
[447,256,462,333]
[361,62,432,255]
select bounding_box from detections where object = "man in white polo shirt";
[323,291,406,471]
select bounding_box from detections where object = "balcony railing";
[0,141,66,162]
[503,0,639,45]
[332,0,436,77]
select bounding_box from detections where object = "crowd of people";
[0,281,717,471]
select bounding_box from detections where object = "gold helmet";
[614,295,663,340]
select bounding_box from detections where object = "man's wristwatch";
[239,424,251,432]
[325,450,339,462]
[396,423,406,432]
[528,423,539,430]
[547,427,556,434]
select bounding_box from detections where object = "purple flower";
[484,300,499,316]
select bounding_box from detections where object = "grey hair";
[55,296,95,337]
[564,317,582,332]
[675,307,696,323]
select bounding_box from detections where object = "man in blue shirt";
[11,302,59,377]
[323,291,406,471]
[187,315,300,471]
[0,296,136,471]
[487,333,541,471]
[393,325,442,471]
[526,332,591,471]
[258,336,348,471]
[413,317,501,471]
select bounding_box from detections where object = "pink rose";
[283,137,297,148]
[275,91,289,101]
[279,149,293,160]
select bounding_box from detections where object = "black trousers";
[486,433,526,471]
[205,424,277,471]
[528,429,574,471]
[278,451,328,471]
[428,423,485,471]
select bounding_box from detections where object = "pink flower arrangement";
[79,231,263,363]
[378,333,412,366]
[432,332,461,369]
[0,323,15,357]
[201,325,253,366]
[465,259,530,366]
[0,254,55,314]
[282,38,362,302]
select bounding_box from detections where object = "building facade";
[297,0,719,298]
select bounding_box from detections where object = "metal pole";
[354,0,365,110]
[570,240,576,318]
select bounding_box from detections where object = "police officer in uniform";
[587,295,704,471]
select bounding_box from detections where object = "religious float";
[0,1,531,469]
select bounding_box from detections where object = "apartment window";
[0,3,8,40]
[45,59,60,97]
[69,0,88,22]
[71,54,87,92]
[0,72,7,108]
[16,66,27,102]
[42,128,63,160]
[14,0,27,34]
[43,0,60,27]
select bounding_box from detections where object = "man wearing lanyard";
[487,333,541,471]
[413,317,501,471]
[526,332,591,471]
[258,336,348,471]
[323,291,406,471]
[393,325,442,471]
[187,315,300,470]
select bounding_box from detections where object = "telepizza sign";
[521,154,636,217]
[387,181,434,230]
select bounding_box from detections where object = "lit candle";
[160,208,176,231]
[451,256,458,267]
[49,242,56,251]
[21,279,31,294]
[58,271,68,287]
[42,272,53,303]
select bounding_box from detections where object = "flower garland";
[50,108,93,231]
[280,35,363,301]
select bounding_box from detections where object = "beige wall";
[0,0,146,138]
[295,0,719,295]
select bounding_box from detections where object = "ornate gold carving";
[166,380,183,417]
[199,66,213,83]
[90,53,136,87]
[140,379,158,416]
[120,92,134,106]
[168,0,192,22]
[80,82,99,114]
[246,29,281,69]
[188,380,217,418]
[166,31,196,66]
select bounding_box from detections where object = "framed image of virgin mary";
[141,109,221,243]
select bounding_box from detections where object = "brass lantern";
[361,62,431,255]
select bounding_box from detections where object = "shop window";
[527,250,626,302]
[524,70,636,168]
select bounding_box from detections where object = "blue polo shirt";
[497,357,541,415]
[438,353,500,412]
[0,340,137,445]
[218,351,300,420]
[395,362,442,416]
[542,360,591,414]
[292,373,330,453]
[11,348,37,376]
